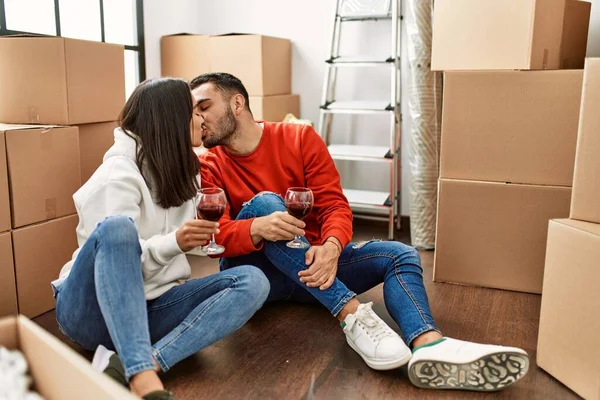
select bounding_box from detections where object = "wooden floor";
[34,219,579,400]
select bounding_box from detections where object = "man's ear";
[232,93,246,115]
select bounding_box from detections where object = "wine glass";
[284,187,314,249]
[197,187,227,255]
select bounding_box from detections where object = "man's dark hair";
[189,72,252,113]
[119,77,200,209]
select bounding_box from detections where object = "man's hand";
[176,220,219,252]
[298,242,341,290]
[250,211,305,244]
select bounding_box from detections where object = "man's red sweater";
[199,121,353,258]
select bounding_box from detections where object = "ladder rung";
[326,56,395,66]
[329,144,392,162]
[321,101,393,114]
[339,13,392,22]
[344,189,392,209]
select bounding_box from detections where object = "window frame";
[0,0,146,82]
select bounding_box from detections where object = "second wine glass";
[197,187,227,255]
[284,187,314,249]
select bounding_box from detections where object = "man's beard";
[203,107,238,148]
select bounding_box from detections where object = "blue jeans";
[55,216,269,380]
[220,193,440,346]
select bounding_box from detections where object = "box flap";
[0,316,18,350]
[553,218,600,236]
[162,32,201,37]
[18,316,137,399]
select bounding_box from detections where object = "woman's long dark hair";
[119,77,200,209]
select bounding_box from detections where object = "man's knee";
[242,192,286,217]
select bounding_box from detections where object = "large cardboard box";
[538,219,600,400]
[209,34,291,96]
[160,34,211,82]
[0,36,125,125]
[0,315,136,399]
[0,130,10,232]
[0,232,17,317]
[78,121,117,184]
[13,215,78,318]
[440,70,583,186]
[250,94,300,122]
[432,0,591,71]
[434,179,571,293]
[571,58,600,224]
[2,125,81,228]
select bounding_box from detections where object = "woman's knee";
[236,265,270,305]
[242,192,286,217]
[96,215,139,246]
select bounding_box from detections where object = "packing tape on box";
[40,128,53,150]
[45,198,57,219]
[28,107,40,124]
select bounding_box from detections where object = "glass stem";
[211,233,217,245]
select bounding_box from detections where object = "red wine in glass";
[197,187,227,255]
[284,187,314,249]
[286,202,312,220]
[197,204,226,222]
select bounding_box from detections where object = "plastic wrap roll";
[406,0,443,250]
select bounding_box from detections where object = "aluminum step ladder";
[318,0,402,240]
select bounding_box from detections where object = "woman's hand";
[176,220,220,252]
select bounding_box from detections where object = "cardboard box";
[160,34,211,82]
[432,0,591,71]
[440,70,583,186]
[0,232,17,317]
[0,315,136,399]
[250,94,300,122]
[209,34,291,96]
[13,215,78,318]
[78,121,117,184]
[0,36,125,125]
[0,130,10,232]
[434,179,571,293]
[538,219,600,400]
[571,58,600,224]
[2,125,81,228]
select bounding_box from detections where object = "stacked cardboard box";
[0,36,125,318]
[537,58,600,400]
[431,0,591,294]
[161,33,300,123]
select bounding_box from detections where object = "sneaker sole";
[346,337,412,371]
[408,351,529,391]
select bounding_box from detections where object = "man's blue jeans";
[220,193,440,346]
[54,215,269,380]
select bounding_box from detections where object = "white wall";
[144,0,600,217]
[588,0,600,57]
[143,0,205,79]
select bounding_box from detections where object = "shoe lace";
[346,302,395,341]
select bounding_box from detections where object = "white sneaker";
[342,302,412,370]
[408,337,529,391]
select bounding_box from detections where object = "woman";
[52,78,269,400]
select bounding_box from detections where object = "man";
[191,72,529,392]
